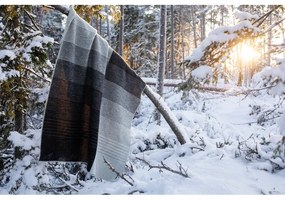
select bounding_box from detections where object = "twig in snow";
[128,190,145,195]
[103,157,134,186]
[135,157,190,178]
[58,177,79,192]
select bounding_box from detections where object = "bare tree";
[267,5,273,66]
[200,5,206,42]
[155,5,167,124]
[179,6,186,79]
[170,5,175,79]
[191,6,197,48]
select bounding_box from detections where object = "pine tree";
[0,5,53,172]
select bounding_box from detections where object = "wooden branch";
[143,85,189,145]
[144,80,228,92]
[23,9,40,31]
[58,177,79,192]
[136,157,189,178]
[263,17,285,34]
[103,157,134,186]
[50,5,69,15]
[22,66,51,82]
[252,5,282,27]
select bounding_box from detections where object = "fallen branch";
[58,177,79,192]
[103,157,134,186]
[143,77,228,92]
[136,157,190,178]
[144,85,189,145]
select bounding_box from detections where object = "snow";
[25,35,54,53]
[278,113,285,136]
[0,50,16,60]
[234,10,259,22]
[253,58,285,95]
[1,86,285,194]
[0,68,19,81]
[191,65,213,80]
[142,77,184,85]
[185,19,260,63]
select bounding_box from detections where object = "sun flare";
[240,45,258,63]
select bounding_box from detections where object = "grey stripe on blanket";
[39,8,145,181]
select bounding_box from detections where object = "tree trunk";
[179,6,186,79]
[220,5,224,26]
[118,5,124,56]
[191,6,197,48]
[200,5,206,42]
[105,6,110,43]
[267,5,273,66]
[144,85,188,145]
[99,17,102,35]
[155,5,167,124]
[170,5,175,79]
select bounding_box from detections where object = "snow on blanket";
[1,87,285,194]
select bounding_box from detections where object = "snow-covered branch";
[143,85,190,145]
[136,157,190,178]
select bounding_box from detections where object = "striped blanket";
[39,8,145,181]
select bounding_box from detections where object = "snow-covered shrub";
[252,59,285,133]
[253,58,285,96]
[235,133,285,172]
[131,127,177,154]
[0,129,89,194]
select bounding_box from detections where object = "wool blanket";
[39,8,145,181]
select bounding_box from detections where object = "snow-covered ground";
[1,86,285,195]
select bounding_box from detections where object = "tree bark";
[170,5,175,79]
[191,6,197,48]
[144,85,188,145]
[220,5,224,26]
[200,5,206,42]
[105,6,110,43]
[179,6,186,79]
[155,5,167,124]
[118,5,124,56]
[267,5,273,66]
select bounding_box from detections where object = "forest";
[0,5,285,194]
